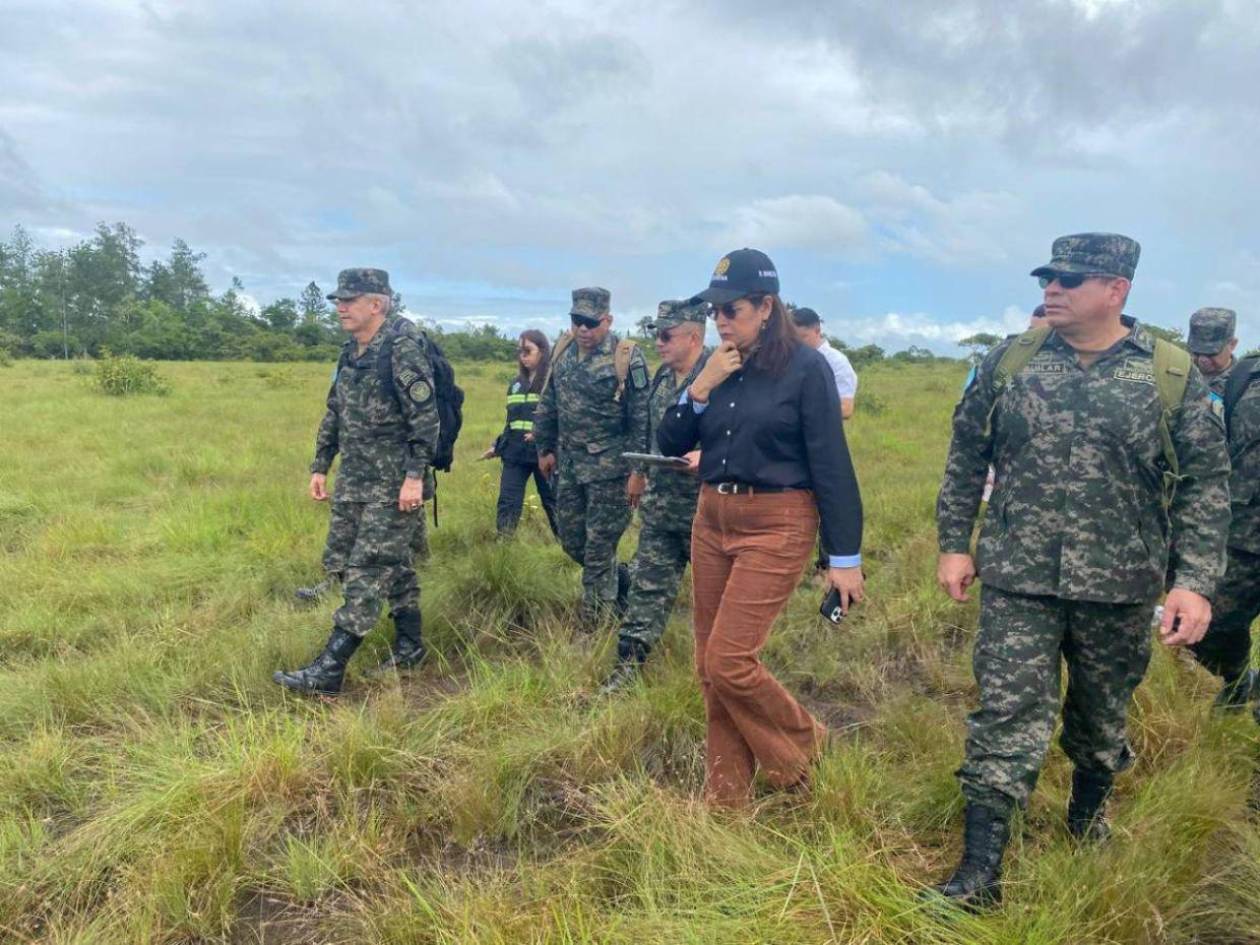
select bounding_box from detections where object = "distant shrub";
[70,357,94,376]
[93,352,170,396]
[261,367,299,389]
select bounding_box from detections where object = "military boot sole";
[923,880,1003,912]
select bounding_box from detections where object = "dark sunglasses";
[1037,271,1110,290]
[655,328,675,343]
[570,313,602,329]
[710,295,765,320]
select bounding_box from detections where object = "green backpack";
[989,326,1191,506]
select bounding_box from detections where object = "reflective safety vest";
[497,379,543,463]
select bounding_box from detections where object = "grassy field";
[0,356,1257,944]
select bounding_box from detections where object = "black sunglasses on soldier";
[656,328,675,343]
[1037,271,1110,290]
[570,313,601,329]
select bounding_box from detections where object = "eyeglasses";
[570,313,602,330]
[655,328,675,343]
[1037,272,1110,290]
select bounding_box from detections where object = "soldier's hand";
[826,566,865,615]
[627,472,647,509]
[683,450,701,476]
[538,452,557,478]
[398,476,425,513]
[309,473,329,502]
[524,432,535,443]
[480,446,496,460]
[1160,588,1212,646]
[689,341,742,403]
[937,553,977,602]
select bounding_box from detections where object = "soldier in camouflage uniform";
[275,269,442,696]
[930,234,1230,908]
[601,300,711,693]
[1193,353,1260,711]
[534,288,650,624]
[1188,307,1239,398]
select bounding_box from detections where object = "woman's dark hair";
[745,295,799,377]
[516,329,551,393]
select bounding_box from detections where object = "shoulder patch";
[630,361,649,390]
[407,378,434,406]
[397,368,421,390]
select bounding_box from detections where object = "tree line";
[0,222,965,366]
[0,223,348,362]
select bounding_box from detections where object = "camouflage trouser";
[555,468,631,617]
[323,500,421,638]
[411,506,430,563]
[1191,547,1260,683]
[959,585,1154,811]
[618,513,692,654]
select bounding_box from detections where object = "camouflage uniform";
[311,297,441,639]
[1188,307,1238,398]
[1192,356,1260,687]
[937,234,1230,812]
[618,302,711,657]
[533,288,650,618]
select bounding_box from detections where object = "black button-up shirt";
[656,342,863,561]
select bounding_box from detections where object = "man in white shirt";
[791,307,857,419]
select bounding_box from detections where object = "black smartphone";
[820,587,845,624]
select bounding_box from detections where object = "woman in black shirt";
[657,248,864,806]
[481,330,560,537]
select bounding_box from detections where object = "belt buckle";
[717,482,735,495]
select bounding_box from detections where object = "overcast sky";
[3,0,1259,352]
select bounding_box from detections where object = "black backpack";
[1223,355,1260,442]
[339,319,465,472]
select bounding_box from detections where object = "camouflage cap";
[646,299,709,331]
[1187,307,1237,355]
[570,287,611,318]
[326,268,392,300]
[1030,233,1141,281]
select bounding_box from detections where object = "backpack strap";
[542,331,575,394]
[612,338,638,402]
[374,317,411,405]
[984,326,1051,436]
[1152,339,1190,495]
[1224,356,1260,437]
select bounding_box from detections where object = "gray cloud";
[2,0,1259,353]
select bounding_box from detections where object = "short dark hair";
[791,306,821,328]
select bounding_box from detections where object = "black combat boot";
[1067,767,1114,842]
[931,802,1012,910]
[1213,668,1258,713]
[599,638,648,696]
[615,563,631,616]
[273,628,362,696]
[372,609,426,673]
[294,574,340,604]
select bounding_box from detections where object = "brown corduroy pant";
[690,486,827,806]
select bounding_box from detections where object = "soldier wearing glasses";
[276,268,441,696]
[932,234,1230,907]
[534,288,650,625]
[601,300,711,694]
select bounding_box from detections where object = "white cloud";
[723,195,868,254]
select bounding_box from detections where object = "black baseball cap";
[692,248,780,305]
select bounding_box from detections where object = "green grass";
[0,357,1257,943]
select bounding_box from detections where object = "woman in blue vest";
[482,329,560,537]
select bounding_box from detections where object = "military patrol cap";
[646,299,709,331]
[327,268,392,300]
[1030,233,1141,281]
[1187,307,1237,355]
[570,287,611,318]
[693,248,780,305]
